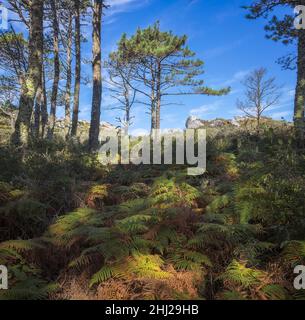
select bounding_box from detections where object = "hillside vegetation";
[1,121,304,300]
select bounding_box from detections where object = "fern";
[126,253,171,279]
[116,214,156,234]
[0,239,45,252]
[219,260,266,288]
[90,266,114,287]
[261,284,287,300]
[221,290,246,300]
[206,194,231,214]
[169,249,212,271]
[0,279,59,300]
[282,241,305,265]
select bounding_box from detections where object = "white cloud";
[190,101,222,117]
[105,0,150,16]
[223,70,250,87]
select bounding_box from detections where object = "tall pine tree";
[244,0,305,142]
[113,22,229,131]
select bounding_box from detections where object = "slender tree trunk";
[150,72,156,132]
[124,88,130,135]
[156,62,161,130]
[64,15,73,139]
[41,64,48,138]
[89,0,103,150]
[294,29,305,145]
[48,0,60,139]
[12,0,44,145]
[256,113,261,134]
[34,76,43,138]
[151,104,156,130]
[71,0,81,137]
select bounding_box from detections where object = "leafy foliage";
[0,123,304,300]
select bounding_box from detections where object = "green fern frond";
[197,223,230,234]
[68,253,96,269]
[220,290,247,300]
[0,239,45,253]
[201,213,231,225]
[206,194,231,214]
[0,280,59,300]
[282,241,305,265]
[234,241,275,263]
[169,249,212,271]
[127,253,171,279]
[220,260,266,288]
[116,214,155,234]
[0,247,22,263]
[261,284,287,300]
[89,266,114,287]
[129,236,153,253]
[47,208,98,237]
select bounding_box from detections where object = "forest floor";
[1,122,305,300]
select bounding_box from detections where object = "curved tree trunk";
[89,0,103,151]
[71,0,81,137]
[13,0,44,145]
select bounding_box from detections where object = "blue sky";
[4,0,297,134]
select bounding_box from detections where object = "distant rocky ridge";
[185,115,289,130]
[0,111,291,145]
[54,118,117,141]
[186,116,234,129]
[0,113,118,144]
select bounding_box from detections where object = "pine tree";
[244,0,305,142]
[12,0,44,145]
[106,52,137,135]
[89,0,107,150]
[114,22,229,131]
[47,0,60,139]
[71,0,81,137]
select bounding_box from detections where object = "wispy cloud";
[188,0,199,6]
[190,101,223,117]
[223,70,250,87]
[204,39,243,59]
[106,0,150,16]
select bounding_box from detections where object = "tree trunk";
[12,0,44,145]
[64,14,73,139]
[34,76,43,138]
[89,0,103,151]
[123,85,130,135]
[41,63,48,138]
[256,114,261,134]
[48,0,60,139]
[294,29,305,145]
[71,0,81,137]
[155,62,161,130]
[150,73,156,133]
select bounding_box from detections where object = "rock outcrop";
[185,116,206,129]
[186,116,234,129]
